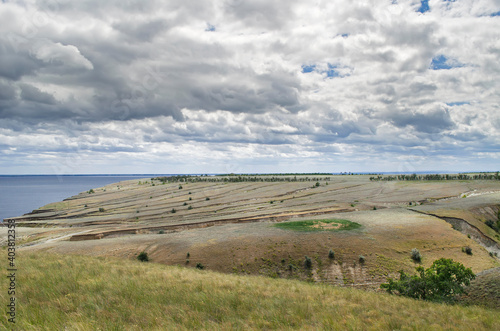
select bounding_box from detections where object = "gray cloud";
[20,84,57,105]
[0,0,499,174]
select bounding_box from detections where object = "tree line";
[153,175,332,183]
[370,172,500,182]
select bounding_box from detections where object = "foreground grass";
[1,252,498,330]
[274,219,361,232]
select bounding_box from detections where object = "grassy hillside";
[1,252,498,330]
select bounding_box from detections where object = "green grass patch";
[274,219,361,232]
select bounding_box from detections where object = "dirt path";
[19,229,94,248]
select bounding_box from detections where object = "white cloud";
[0,0,499,173]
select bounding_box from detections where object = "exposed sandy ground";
[2,175,499,287]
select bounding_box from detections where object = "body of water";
[0,175,158,221]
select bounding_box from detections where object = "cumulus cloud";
[0,0,499,173]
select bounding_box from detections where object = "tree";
[381,258,475,302]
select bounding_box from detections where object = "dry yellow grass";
[0,252,498,330]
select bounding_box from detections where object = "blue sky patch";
[446,102,470,107]
[301,65,316,73]
[325,64,341,78]
[491,11,500,17]
[417,0,430,13]
[430,55,463,70]
[302,63,349,78]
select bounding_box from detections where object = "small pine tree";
[304,256,312,269]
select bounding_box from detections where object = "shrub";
[464,246,473,255]
[188,205,193,210]
[328,249,335,259]
[88,189,95,194]
[315,182,320,187]
[381,258,475,302]
[84,204,87,207]
[373,206,377,210]
[183,202,187,206]
[196,263,204,270]
[189,197,192,201]
[411,248,422,263]
[485,219,499,232]
[359,255,365,264]
[137,252,149,262]
[206,197,210,201]
[304,256,312,269]
[186,252,190,258]
[98,208,105,212]
[171,208,176,213]
[179,185,183,189]
[158,230,164,234]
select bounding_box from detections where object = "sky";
[0,0,499,175]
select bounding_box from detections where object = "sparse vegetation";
[98,207,105,212]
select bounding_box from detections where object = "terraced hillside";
[5,175,500,287]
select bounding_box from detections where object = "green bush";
[304,256,312,269]
[196,263,205,270]
[206,197,210,201]
[411,248,422,263]
[137,252,149,262]
[359,255,365,264]
[171,208,176,213]
[98,208,105,212]
[88,189,95,194]
[464,246,473,255]
[381,258,475,302]
[188,205,193,210]
[328,249,335,259]
[158,230,164,234]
